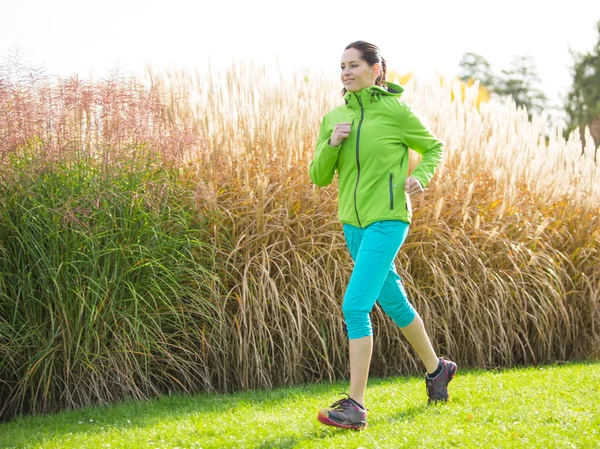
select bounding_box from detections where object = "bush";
[0,61,598,420]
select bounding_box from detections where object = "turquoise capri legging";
[342,220,417,340]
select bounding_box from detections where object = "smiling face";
[340,48,380,93]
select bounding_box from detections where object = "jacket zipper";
[354,94,364,227]
[389,173,394,209]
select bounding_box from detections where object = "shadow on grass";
[255,431,333,449]
[383,404,429,423]
[254,405,432,449]
[254,420,384,449]
[256,435,303,449]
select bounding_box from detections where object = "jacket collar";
[343,81,404,109]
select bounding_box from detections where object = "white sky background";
[1,0,599,113]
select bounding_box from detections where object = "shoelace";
[328,393,352,411]
[328,393,368,412]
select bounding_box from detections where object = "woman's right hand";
[329,122,352,147]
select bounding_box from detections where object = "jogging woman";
[310,41,457,430]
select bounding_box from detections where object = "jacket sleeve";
[309,116,342,187]
[399,103,444,188]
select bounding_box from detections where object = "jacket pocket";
[389,173,394,210]
[398,151,408,211]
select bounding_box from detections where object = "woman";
[310,41,457,430]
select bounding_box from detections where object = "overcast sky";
[1,0,599,111]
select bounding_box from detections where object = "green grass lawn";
[1,361,599,449]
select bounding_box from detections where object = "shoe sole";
[317,411,367,430]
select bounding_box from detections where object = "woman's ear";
[372,63,381,81]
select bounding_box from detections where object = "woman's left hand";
[405,177,424,196]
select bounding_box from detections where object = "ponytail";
[375,57,387,88]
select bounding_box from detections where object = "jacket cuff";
[411,174,427,189]
[327,139,342,149]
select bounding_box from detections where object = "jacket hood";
[343,81,404,108]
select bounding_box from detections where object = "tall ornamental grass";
[0,59,598,420]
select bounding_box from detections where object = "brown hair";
[341,40,387,95]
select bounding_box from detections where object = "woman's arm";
[398,103,444,188]
[309,116,343,187]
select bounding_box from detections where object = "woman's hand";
[405,177,424,196]
[329,122,352,147]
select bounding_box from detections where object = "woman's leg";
[377,263,457,403]
[399,314,439,374]
[377,266,439,373]
[349,336,372,407]
[342,221,410,407]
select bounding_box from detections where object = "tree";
[495,55,548,120]
[564,20,600,149]
[457,52,495,90]
[456,53,548,120]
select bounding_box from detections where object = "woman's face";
[340,48,379,92]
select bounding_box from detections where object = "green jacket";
[309,81,444,228]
